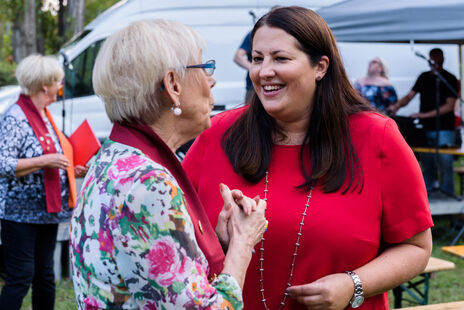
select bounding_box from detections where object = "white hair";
[93,19,205,124]
[16,54,64,95]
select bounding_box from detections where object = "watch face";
[351,295,364,308]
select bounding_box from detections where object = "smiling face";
[250,26,324,124]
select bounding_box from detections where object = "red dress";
[183,107,433,310]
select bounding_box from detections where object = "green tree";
[85,0,120,24]
[0,0,119,87]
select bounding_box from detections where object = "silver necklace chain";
[259,171,314,310]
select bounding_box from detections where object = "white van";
[0,0,459,141]
[0,0,340,140]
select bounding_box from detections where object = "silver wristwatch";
[345,271,364,308]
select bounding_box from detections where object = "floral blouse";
[0,103,71,224]
[354,83,398,112]
[70,139,242,310]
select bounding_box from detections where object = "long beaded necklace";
[259,171,314,310]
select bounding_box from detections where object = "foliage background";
[0,0,119,87]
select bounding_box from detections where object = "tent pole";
[459,44,463,126]
[458,44,463,148]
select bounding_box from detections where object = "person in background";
[70,19,266,310]
[234,31,254,104]
[184,6,432,310]
[0,54,87,310]
[354,57,398,113]
[389,48,458,195]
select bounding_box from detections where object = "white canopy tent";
[318,0,464,94]
[318,0,464,44]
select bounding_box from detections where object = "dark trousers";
[0,220,58,310]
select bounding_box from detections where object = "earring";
[316,76,322,81]
[172,105,182,116]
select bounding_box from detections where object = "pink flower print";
[148,237,183,287]
[115,155,146,172]
[98,228,114,254]
[83,175,94,191]
[84,296,104,309]
[143,301,158,310]
[140,170,158,184]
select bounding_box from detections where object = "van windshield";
[61,30,91,51]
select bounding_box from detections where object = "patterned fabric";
[0,103,71,224]
[70,139,242,310]
[354,83,397,112]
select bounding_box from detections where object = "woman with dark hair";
[183,6,432,310]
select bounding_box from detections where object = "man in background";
[389,48,458,196]
[233,31,254,104]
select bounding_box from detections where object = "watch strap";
[345,271,364,308]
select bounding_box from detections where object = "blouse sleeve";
[381,86,398,107]
[380,119,433,243]
[353,81,363,96]
[0,113,22,178]
[110,166,243,309]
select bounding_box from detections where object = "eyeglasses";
[186,59,216,76]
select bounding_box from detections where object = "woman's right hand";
[216,183,263,251]
[219,183,266,289]
[41,153,70,170]
[227,195,266,249]
[218,182,266,251]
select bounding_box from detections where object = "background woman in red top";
[183,6,433,310]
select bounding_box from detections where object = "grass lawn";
[388,215,464,308]
[0,216,463,309]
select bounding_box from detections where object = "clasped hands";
[215,183,355,310]
[216,183,267,253]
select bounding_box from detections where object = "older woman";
[0,54,86,310]
[69,19,266,310]
[183,7,433,310]
[354,57,398,113]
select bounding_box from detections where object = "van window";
[61,30,91,51]
[65,39,104,98]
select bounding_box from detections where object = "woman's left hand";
[74,165,89,178]
[287,273,354,310]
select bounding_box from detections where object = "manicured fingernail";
[285,288,291,297]
[219,183,224,192]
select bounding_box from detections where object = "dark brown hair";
[222,6,373,193]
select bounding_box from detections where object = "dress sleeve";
[380,119,433,244]
[353,81,363,96]
[381,86,398,107]
[0,113,22,178]
[110,166,242,309]
[182,132,207,191]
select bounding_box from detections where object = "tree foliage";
[0,0,119,87]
